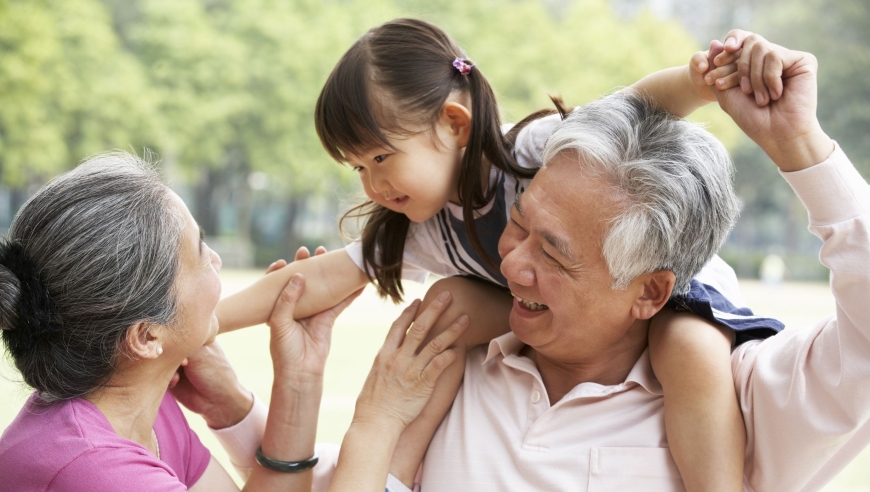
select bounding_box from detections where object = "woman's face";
[167,191,222,356]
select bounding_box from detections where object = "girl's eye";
[373,154,388,163]
[352,166,364,172]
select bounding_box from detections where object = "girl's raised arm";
[626,40,740,117]
[216,249,368,334]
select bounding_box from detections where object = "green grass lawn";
[1,271,868,490]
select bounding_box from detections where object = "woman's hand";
[267,272,362,380]
[169,341,253,430]
[353,292,469,432]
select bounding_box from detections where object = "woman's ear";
[630,270,676,320]
[440,101,472,148]
[125,322,165,360]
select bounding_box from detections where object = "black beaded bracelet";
[255,447,319,473]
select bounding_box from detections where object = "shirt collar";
[483,332,663,396]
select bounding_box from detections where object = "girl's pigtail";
[341,203,410,303]
[458,66,536,270]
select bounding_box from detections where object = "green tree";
[0,0,153,187]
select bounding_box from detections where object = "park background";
[0,0,868,489]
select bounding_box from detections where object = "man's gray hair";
[542,92,739,295]
[0,151,185,402]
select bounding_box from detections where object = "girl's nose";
[367,168,390,195]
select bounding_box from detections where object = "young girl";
[217,19,782,490]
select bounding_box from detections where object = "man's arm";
[715,33,870,490]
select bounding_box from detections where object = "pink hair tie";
[453,57,474,75]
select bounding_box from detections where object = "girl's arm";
[627,40,739,118]
[216,249,368,333]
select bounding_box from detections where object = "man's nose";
[500,240,536,286]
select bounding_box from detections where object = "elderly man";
[372,39,866,491]
[176,38,866,492]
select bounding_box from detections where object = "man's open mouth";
[512,294,549,311]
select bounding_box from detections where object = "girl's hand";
[353,292,469,433]
[169,341,253,429]
[267,273,362,380]
[689,40,740,102]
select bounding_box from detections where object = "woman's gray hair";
[0,151,185,403]
[542,92,739,295]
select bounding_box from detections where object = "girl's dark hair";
[0,152,185,403]
[316,18,569,302]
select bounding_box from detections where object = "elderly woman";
[0,152,465,491]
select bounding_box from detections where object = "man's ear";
[439,101,472,148]
[125,322,165,360]
[629,270,676,320]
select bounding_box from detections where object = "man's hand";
[713,30,834,171]
[170,341,253,429]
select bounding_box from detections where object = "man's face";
[497,154,646,362]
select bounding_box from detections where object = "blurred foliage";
[716,0,869,279]
[0,0,775,262]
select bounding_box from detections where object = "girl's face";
[345,119,466,223]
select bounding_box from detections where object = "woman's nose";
[211,249,223,273]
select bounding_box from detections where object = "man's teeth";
[513,294,548,311]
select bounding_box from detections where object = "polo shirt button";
[531,391,541,404]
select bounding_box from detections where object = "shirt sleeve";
[210,392,268,480]
[733,143,870,491]
[50,448,188,492]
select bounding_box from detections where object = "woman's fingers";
[415,314,468,372]
[269,274,305,330]
[314,245,327,256]
[294,246,311,261]
[402,291,452,355]
[383,299,421,349]
[266,259,287,275]
[419,349,458,389]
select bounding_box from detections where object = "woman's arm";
[388,277,512,485]
[189,271,361,492]
[328,293,469,492]
[217,248,368,334]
